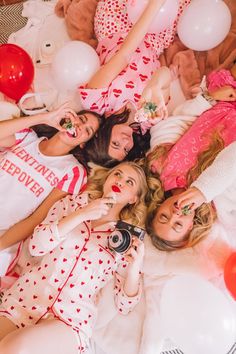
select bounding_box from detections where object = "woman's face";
[103,164,140,206]
[59,112,100,147]
[152,194,194,242]
[108,124,134,161]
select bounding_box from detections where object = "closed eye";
[86,127,93,137]
[158,213,168,223]
[174,222,183,231]
[79,115,87,124]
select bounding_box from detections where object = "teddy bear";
[55,0,99,48]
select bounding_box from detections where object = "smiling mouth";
[61,118,78,138]
[66,128,77,138]
[112,185,121,193]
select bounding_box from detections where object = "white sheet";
[92,221,236,354]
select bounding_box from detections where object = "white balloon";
[51,41,100,90]
[160,275,236,354]
[177,0,232,51]
[127,0,179,34]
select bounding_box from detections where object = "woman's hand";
[58,197,116,238]
[138,85,168,120]
[41,102,78,131]
[122,237,144,297]
[79,197,116,222]
[177,186,207,211]
[124,237,145,270]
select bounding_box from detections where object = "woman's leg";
[0,319,79,354]
[0,316,17,340]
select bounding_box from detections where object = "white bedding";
[92,221,236,354]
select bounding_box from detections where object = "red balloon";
[0,44,34,101]
[224,252,236,300]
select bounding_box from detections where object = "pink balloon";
[177,0,232,51]
[127,0,179,34]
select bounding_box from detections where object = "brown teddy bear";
[160,0,236,98]
[55,0,99,48]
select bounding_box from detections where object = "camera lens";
[108,230,131,254]
[112,235,119,243]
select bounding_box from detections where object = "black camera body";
[108,220,145,254]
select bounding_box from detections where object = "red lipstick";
[112,185,121,193]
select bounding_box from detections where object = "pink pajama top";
[160,101,236,191]
[79,0,191,116]
[0,193,141,353]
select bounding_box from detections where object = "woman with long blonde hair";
[0,161,148,353]
[145,130,235,251]
[143,65,236,251]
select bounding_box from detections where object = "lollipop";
[134,101,158,123]
[143,102,158,113]
[61,118,77,138]
[181,205,192,216]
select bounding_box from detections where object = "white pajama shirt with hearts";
[0,193,141,353]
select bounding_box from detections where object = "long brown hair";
[31,110,103,171]
[85,109,150,168]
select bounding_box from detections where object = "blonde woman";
[144,136,227,251]
[144,69,236,251]
[0,161,148,354]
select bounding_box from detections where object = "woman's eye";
[126,179,134,186]
[79,115,86,123]
[175,222,183,228]
[112,141,119,147]
[124,148,130,155]
[114,171,121,177]
[160,214,168,222]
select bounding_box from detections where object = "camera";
[108,220,145,254]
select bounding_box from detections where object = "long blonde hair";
[146,133,224,251]
[146,144,172,176]
[86,161,149,227]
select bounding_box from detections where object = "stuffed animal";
[55,0,99,48]
[160,0,236,99]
